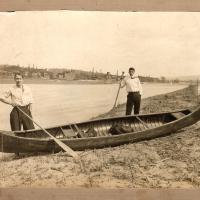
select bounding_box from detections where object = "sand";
[0,85,200,188]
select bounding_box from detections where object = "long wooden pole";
[16,106,78,158]
[113,72,124,109]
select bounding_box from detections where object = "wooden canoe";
[0,106,200,153]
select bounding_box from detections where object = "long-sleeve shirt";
[0,85,34,106]
[121,75,143,95]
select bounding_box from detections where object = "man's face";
[129,69,135,77]
[14,75,23,87]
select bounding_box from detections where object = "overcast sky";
[0,11,200,77]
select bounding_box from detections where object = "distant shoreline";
[0,78,187,85]
[0,78,117,85]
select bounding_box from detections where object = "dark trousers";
[126,92,141,115]
[10,106,35,131]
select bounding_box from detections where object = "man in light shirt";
[121,67,143,115]
[0,72,35,131]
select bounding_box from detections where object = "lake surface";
[0,83,187,130]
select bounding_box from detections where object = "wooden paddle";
[16,106,78,158]
[112,72,125,109]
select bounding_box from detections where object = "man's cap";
[129,67,135,71]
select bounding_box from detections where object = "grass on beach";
[0,85,200,188]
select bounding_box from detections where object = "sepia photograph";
[0,10,200,189]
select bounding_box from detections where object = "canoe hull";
[0,107,200,153]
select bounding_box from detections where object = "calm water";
[0,83,187,130]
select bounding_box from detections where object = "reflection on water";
[0,83,186,130]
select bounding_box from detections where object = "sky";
[0,11,200,77]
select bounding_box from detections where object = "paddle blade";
[16,106,78,158]
[54,137,79,158]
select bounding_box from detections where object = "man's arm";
[29,103,33,112]
[138,78,143,95]
[120,77,126,88]
[0,89,15,106]
[0,97,12,105]
[27,86,34,113]
[0,97,19,107]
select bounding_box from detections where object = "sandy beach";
[0,85,200,188]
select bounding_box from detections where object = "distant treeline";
[0,64,174,83]
[0,65,109,81]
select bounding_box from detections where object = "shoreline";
[0,78,188,85]
[0,85,200,188]
[0,78,117,85]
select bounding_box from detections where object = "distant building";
[41,72,50,79]
[50,72,57,79]
[63,71,76,80]
[31,72,40,78]
[7,71,14,78]
[57,73,64,79]
[0,70,7,78]
[106,72,111,80]
[23,71,29,77]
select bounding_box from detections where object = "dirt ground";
[0,84,200,188]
